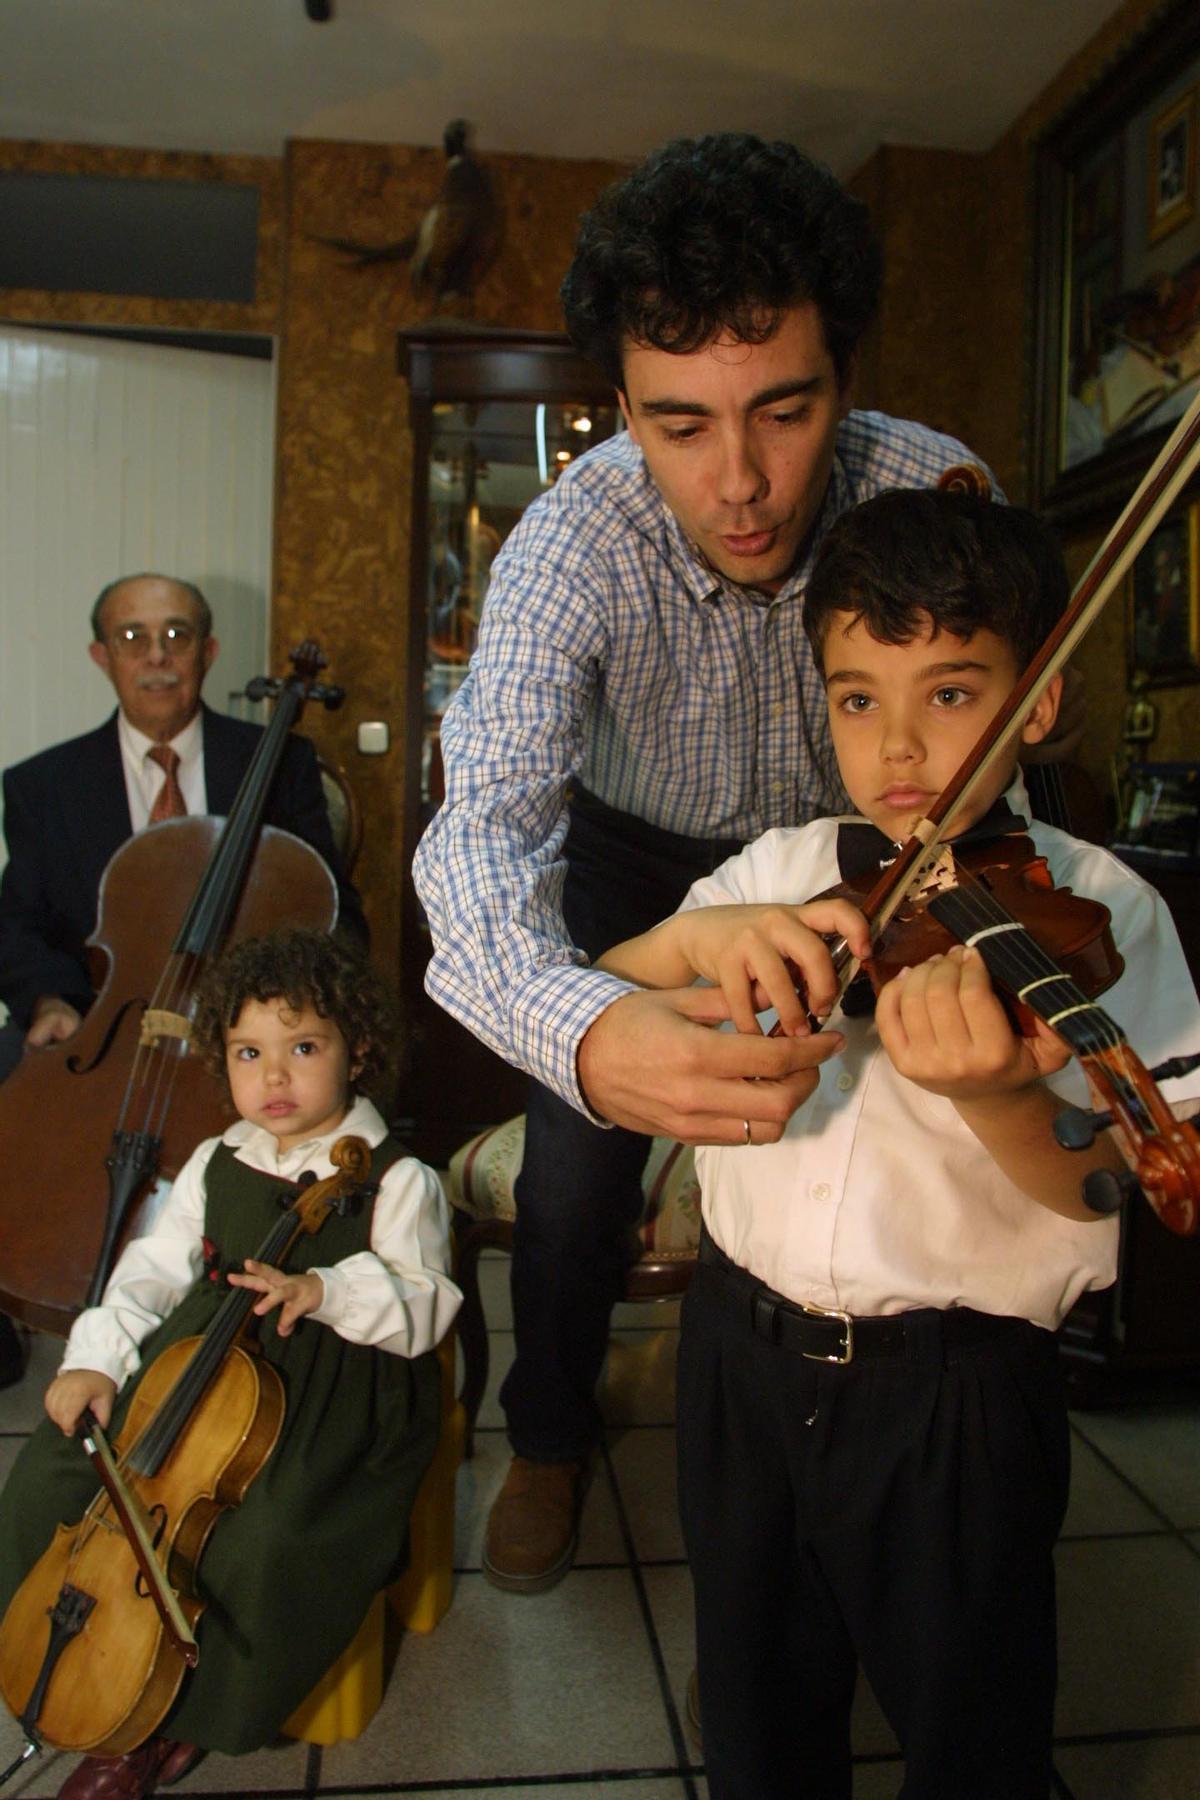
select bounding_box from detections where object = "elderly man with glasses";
[0,572,366,1074]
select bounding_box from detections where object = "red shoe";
[57,1737,202,1799]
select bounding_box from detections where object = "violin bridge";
[139,1009,192,1049]
[914,848,959,898]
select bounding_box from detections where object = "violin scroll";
[1073,1044,1200,1236]
[292,1136,375,1234]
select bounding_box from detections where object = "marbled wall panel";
[271,140,625,979]
[848,147,988,457]
[0,139,282,334]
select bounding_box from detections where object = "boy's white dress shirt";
[683,799,1200,1330]
[60,1095,461,1386]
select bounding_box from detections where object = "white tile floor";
[2,1258,1199,1798]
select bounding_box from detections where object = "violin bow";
[78,1410,200,1667]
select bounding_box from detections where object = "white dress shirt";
[117,708,207,828]
[60,1095,461,1387]
[683,795,1200,1330]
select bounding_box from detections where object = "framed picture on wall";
[1126,499,1200,686]
[1147,87,1196,246]
[1031,2,1200,523]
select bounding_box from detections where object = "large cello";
[0,642,346,1336]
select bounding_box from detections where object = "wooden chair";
[447,1115,701,1455]
[316,755,364,877]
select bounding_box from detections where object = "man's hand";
[874,945,1070,1099]
[25,996,82,1049]
[577,985,845,1143]
[45,1367,117,1436]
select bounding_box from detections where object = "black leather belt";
[697,1230,1021,1366]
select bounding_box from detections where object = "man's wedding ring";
[741,1118,752,1146]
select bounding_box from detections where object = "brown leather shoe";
[57,1738,202,1799]
[482,1455,587,1592]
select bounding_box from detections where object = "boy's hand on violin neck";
[45,1367,117,1437]
[670,900,870,1038]
[874,945,1071,1102]
[226,1260,324,1337]
[577,986,845,1144]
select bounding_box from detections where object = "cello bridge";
[139,1009,192,1049]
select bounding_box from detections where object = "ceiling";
[1,0,1123,178]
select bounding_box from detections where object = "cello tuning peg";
[1054,1104,1115,1150]
[314,684,345,711]
[1082,1167,1142,1216]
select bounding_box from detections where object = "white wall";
[0,325,276,798]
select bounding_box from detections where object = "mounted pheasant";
[316,119,501,313]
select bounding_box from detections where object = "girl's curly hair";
[191,928,399,1098]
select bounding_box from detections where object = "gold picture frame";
[1126,498,1200,686]
[1147,86,1197,245]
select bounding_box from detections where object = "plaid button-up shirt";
[413,412,996,1109]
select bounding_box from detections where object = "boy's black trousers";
[677,1239,1071,1799]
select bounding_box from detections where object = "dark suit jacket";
[0,706,367,1029]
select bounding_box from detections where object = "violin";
[0,1137,375,1769]
[0,642,346,1337]
[829,831,1124,1033]
[803,394,1200,1235]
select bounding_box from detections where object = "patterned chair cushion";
[448,1114,701,1261]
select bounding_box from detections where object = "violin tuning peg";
[317,684,345,711]
[1082,1167,1142,1216]
[1054,1105,1115,1151]
[1148,1052,1200,1082]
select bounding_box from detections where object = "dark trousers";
[677,1249,1070,1800]
[501,789,742,1461]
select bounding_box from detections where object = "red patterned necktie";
[147,744,187,822]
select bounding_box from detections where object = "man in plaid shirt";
[414,133,997,1590]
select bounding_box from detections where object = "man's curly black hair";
[192,928,399,1098]
[561,133,882,389]
[803,490,1069,674]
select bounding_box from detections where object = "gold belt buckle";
[800,1300,854,1365]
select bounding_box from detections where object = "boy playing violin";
[0,928,460,1800]
[596,490,1200,1799]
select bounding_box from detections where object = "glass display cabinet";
[399,323,618,1162]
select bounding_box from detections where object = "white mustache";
[136,672,181,690]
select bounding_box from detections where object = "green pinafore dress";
[0,1135,443,1754]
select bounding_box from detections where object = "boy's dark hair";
[192,928,399,1097]
[561,133,882,389]
[803,490,1069,673]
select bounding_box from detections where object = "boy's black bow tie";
[835,796,1028,885]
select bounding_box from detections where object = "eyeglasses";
[107,624,202,659]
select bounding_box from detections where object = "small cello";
[0,1137,375,1771]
